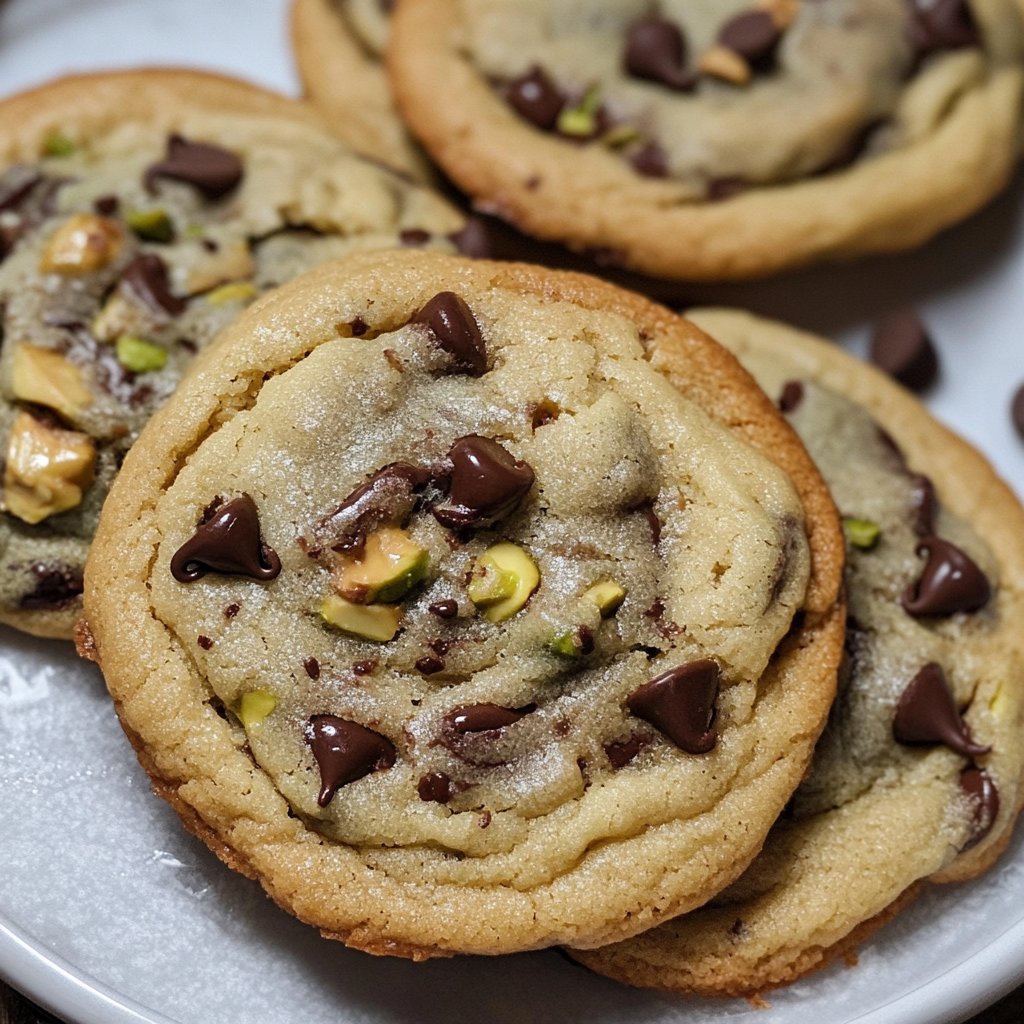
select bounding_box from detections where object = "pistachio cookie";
[389,0,1024,281]
[572,309,1024,995]
[292,0,430,179]
[81,251,843,957]
[0,69,471,639]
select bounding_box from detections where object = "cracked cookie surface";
[83,251,843,957]
[571,309,1024,995]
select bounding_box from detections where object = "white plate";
[0,3,1022,1022]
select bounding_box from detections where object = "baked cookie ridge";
[83,252,843,957]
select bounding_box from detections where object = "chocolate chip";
[18,563,83,610]
[505,66,566,130]
[443,703,530,734]
[893,663,989,757]
[627,660,719,754]
[197,635,213,650]
[303,657,321,680]
[413,291,487,376]
[778,380,804,413]
[448,217,493,258]
[902,537,991,617]
[869,311,939,392]
[170,494,281,583]
[630,140,669,178]
[623,17,695,91]
[352,659,377,676]
[350,316,369,337]
[418,771,453,803]
[908,0,979,54]
[960,766,999,847]
[909,473,938,537]
[121,253,186,316]
[432,435,534,530]
[718,11,782,68]
[429,599,459,619]
[415,655,445,675]
[305,715,396,807]
[400,228,431,247]
[604,731,651,769]
[1011,384,1024,442]
[707,177,748,201]
[93,194,120,216]
[145,134,244,200]
[224,602,240,619]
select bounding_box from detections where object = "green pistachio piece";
[842,517,881,551]
[601,124,641,149]
[235,690,277,728]
[582,580,626,616]
[42,132,76,158]
[337,526,429,604]
[468,542,540,623]
[557,84,602,138]
[206,281,258,306]
[548,627,591,657]
[115,336,168,373]
[126,208,175,243]
[320,594,401,641]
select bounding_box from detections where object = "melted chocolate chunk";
[909,473,938,537]
[893,662,989,757]
[623,17,695,91]
[901,537,991,617]
[960,766,1000,847]
[869,311,939,392]
[305,714,396,807]
[718,11,783,69]
[170,494,281,583]
[505,66,566,130]
[145,134,244,199]
[631,140,669,178]
[303,657,321,680]
[18,563,83,610]
[627,660,719,754]
[418,771,453,804]
[429,599,459,619]
[1011,384,1024,442]
[413,291,487,376]
[432,436,534,530]
[448,217,493,259]
[908,0,979,54]
[444,703,530,735]
[303,462,430,553]
[778,380,804,414]
[121,253,186,316]
[604,731,651,769]
[415,654,445,675]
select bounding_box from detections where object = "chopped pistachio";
[11,344,93,422]
[601,124,642,150]
[235,690,277,728]
[468,542,540,623]
[842,517,881,551]
[116,336,168,373]
[320,594,401,641]
[583,580,626,616]
[42,132,76,158]
[335,526,429,604]
[2,411,96,524]
[39,214,123,275]
[557,84,602,138]
[549,628,589,657]
[126,207,175,243]
[206,281,258,306]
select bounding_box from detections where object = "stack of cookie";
[0,0,1022,1009]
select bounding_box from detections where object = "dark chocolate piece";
[305,714,396,807]
[869,311,939,392]
[960,766,1000,847]
[444,703,530,734]
[908,473,937,537]
[707,177,748,201]
[631,140,669,178]
[429,599,459,619]
[121,253,186,316]
[432,435,534,529]
[197,635,213,650]
[505,66,566,130]
[624,17,695,91]
[413,291,487,376]
[415,654,445,675]
[399,228,431,247]
[303,657,321,680]
[604,732,651,769]
[718,11,782,68]
[448,217,493,259]
[902,537,991,617]
[18,563,84,610]
[627,660,719,754]
[778,380,804,413]
[170,494,281,583]
[908,0,979,54]
[0,166,42,213]
[418,771,453,803]
[352,659,377,676]
[1011,384,1024,442]
[893,662,989,757]
[145,134,244,199]
[93,194,120,216]
[224,602,240,618]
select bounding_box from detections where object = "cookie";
[292,0,430,179]
[0,68,469,639]
[572,309,1024,995]
[388,0,1024,281]
[81,251,843,958]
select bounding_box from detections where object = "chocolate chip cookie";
[389,0,1024,280]
[572,309,1024,994]
[81,251,843,957]
[0,69,470,638]
[292,0,431,179]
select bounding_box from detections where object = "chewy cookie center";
[149,288,810,872]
